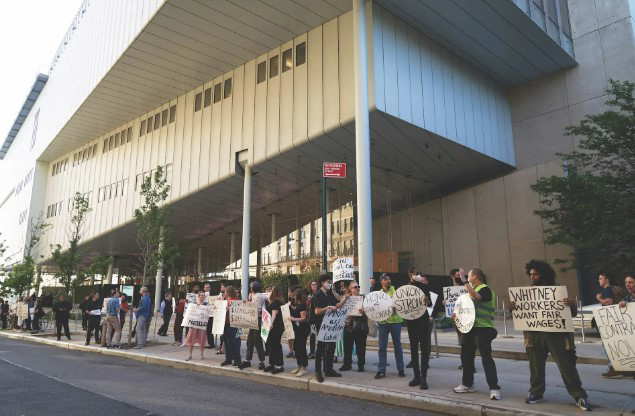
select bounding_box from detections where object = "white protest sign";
[443,286,468,318]
[454,294,475,334]
[508,286,573,332]
[281,303,295,340]
[182,303,210,330]
[347,296,364,317]
[593,303,635,371]
[394,285,427,320]
[362,291,394,322]
[261,308,272,343]
[428,291,438,317]
[211,300,227,335]
[332,257,354,283]
[317,301,353,342]
[229,301,258,329]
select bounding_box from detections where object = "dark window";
[127,127,132,142]
[120,130,126,144]
[140,120,146,136]
[114,133,120,147]
[269,55,279,78]
[257,61,267,84]
[103,139,108,152]
[213,83,222,103]
[108,135,114,150]
[93,143,98,155]
[224,78,232,98]
[295,42,306,66]
[282,48,293,72]
[194,92,202,111]
[147,117,153,134]
[169,105,176,123]
[154,113,161,129]
[204,88,212,107]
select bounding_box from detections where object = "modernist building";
[1,0,634,299]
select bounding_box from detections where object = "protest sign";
[261,308,272,343]
[428,291,438,317]
[211,300,227,335]
[362,291,394,322]
[317,301,353,342]
[593,303,635,371]
[186,293,197,304]
[454,294,475,334]
[17,303,28,320]
[281,303,295,340]
[443,286,468,318]
[229,301,258,329]
[394,285,427,320]
[508,286,573,332]
[347,296,364,317]
[182,303,210,330]
[332,257,354,283]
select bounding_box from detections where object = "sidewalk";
[1,328,631,416]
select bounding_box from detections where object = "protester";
[286,286,297,359]
[510,260,590,410]
[375,274,405,380]
[85,293,102,345]
[216,283,226,354]
[184,291,208,361]
[221,286,242,367]
[619,275,635,306]
[201,283,215,349]
[405,272,432,389]
[29,294,41,333]
[134,287,152,349]
[340,281,367,373]
[79,295,90,330]
[453,268,501,400]
[240,281,266,370]
[174,293,186,345]
[307,280,319,359]
[264,286,285,374]
[158,291,173,336]
[103,290,122,348]
[288,287,310,376]
[0,299,9,329]
[119,294,129,331]
[51,294,72,341]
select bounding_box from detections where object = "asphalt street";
[0,337,436,416]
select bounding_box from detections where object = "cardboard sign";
[443,286,468,318]
[428,291,439,317]
[317,301,353,342]
[508,286,573,332]
[229,301,258,329]
[281,303,295,340]
[332,257,354,283]
[394,285,427,320]
[347,296,364,317]
[211,300,227,335]
[362,291,394,322]
[261,308,272,343]
[454,294,475,334]
[182,303,210,330]
[593,303,635,371]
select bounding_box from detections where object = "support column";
[270,213,278,263]
[154,228,165,313]
[197,247,203,277]
[241,165,252,300]
[309,220,316,258]
[229,232,237,264]
[353,0,373,295]
[105,257,114,285]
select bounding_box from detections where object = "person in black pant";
[263,286,285,374]
[0,299,9,329]
[340,281,368,372]
[405,273,433,389]
[289,287,310,376]
[79,295,90,331]
[158,292,173,336]
[85,293,102,345]
[53,294,72,340]
[202,283,216,349]
[240,281,266,370]
[173,293,186,345]
[307,280,319,359]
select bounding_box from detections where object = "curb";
[0,331,610,416]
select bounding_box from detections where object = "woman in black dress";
[289,287,310,376]
[264,286,285,374]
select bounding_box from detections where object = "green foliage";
[532,80,635,281]
[0,256,35,297]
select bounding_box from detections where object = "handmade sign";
[508,286,573,332]
[347,296,364,317]
[443,286,468,318]
[593,303,635,371]
[362,291,394,322]
[428,291,438,317]
[332,257,354,283]
[211,300,227,335]
[229,301,258,329]
[17,303,28,320]
[317,301,353,342]
[454,294,475,334]
[394,285,427,320]
[281,303,295,340]
[261,308,272,343]
[181,303,210,330]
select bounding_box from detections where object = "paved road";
[0,337,436,416]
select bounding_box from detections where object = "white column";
[241,164,252,300]
[197,247,203,277]
[105,257,114,285]
[353,0,373,295]
[229,232,237,264]
[270,213,277,263]
[154,228,164,313]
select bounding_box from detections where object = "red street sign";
[323,162,347,179]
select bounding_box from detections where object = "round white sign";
[454,294,475,334]
[362,291,394,322]
[394,285,427,320]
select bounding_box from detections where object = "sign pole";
[321,175,328,273]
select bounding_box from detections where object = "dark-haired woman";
[289,287,310,376]
[221,286,242,367]
[307,280,319,359]
[264,286,285,374]
[340,281,368,372]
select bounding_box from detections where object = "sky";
[0,0,84,145]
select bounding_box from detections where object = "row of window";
[103,126,133,154]
[134,163,172,191]
[97,179,128,203]
[73,143,98,166]
[194,78,232,112]
[140,105,176,137]
[46,201,64,218]
[331,217,354,234]
[51,159,68,176]
[15,168,34,195]
[257,42,306,84]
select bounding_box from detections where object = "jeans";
[377,322,404,373]
[86,316,101,344]
[104,316,122,346]
[343,328,367,368]
[55,317,70,339]
[293,328,309,367]
[461,326,500,389]
[406,318,431,379]
[158,312,172,336]
[174,312,184,343]
[315,341,335,373]
[136,315,149,347]
[246,328,265,363]
[224,326,241,364]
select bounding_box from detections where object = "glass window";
[154,113,161,129]
[213,83,222,103]
[127,127,132,142]
[162,109,168,126]
[204,87,212,107]
[269,55,279,78]
[295,42,306,66]
[282,48,293,72]
[169,105,176,123]
[140,119,146,136]
[224,78,232,99]
[194,92,202,111]
[257,61,267,84]
[147,117,153,134]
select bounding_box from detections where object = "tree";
[51,192,91,296]
[25,214,51,293]
[85,255,112,287]
[532,80,635,283]
[0,256,35,297]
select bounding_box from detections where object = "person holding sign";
[403,274,432,389]
[453,269,501,400]
[183,291,208,361]
[288,287,310,376]
[239,281,267,370]
[375,275,406,380]
[221,286,242,367]
[513,260,590,411]
[620,275,635,306]
[340,281,368,373]
[263,286,285,374]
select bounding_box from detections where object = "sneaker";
[220,361,232,366]
[271,366,284,374]
[453,384,475,393]
[489,389,502,400]
[409,377,421,387]
[258,362,266,370]
[238,361,251,370]
[325,370,342,378]
[602,367,623,379]
[576,398,591,411]
[289,367,300,374]
[374,372,386,379]
[296,368,307,377]
[525,393,543,404]
[263,365,274,372]
[339,365,352,371]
